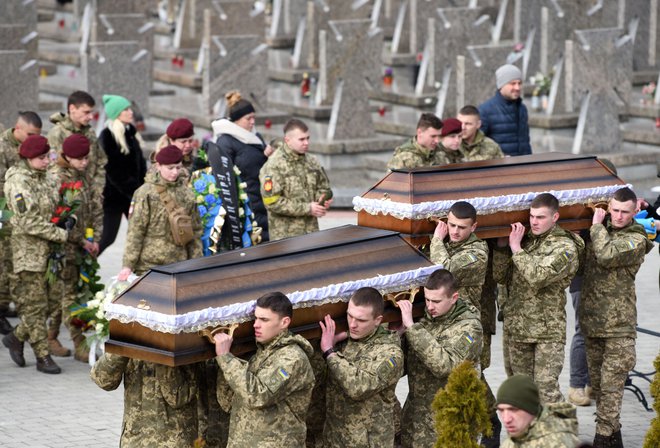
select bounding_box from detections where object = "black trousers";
[99,199,130,255]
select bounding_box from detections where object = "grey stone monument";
[0,25,39,62]
[268,0,306,45]
[0,0,38,29]
[82,41,152,115]
[0,51,39,127]
[623,0,660,72]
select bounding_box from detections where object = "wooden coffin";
[355,153,627,245]
[105,226,434,366]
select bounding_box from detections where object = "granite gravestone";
[569,27,633,154]
[456,43,522,110]
[269,0,306,43]
[0,24,39,62]
[95,0,154,14]
[427,7,492,117]
[0,51,38,127]
[320,19,383,139]
[0,0,38,29]
[82,41,152,116]
[623,0,660,72]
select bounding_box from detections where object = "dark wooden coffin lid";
[362,152,624,204]
[111,225,434,319]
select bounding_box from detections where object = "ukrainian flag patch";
[464,334,474,344]
[626,240,635,249]
[561,251,570,262]
[277,368,289,379]
[387,357,397,368]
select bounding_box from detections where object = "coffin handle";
[200,323,239,344]
[385,287,419,308]
[586,199,608,212]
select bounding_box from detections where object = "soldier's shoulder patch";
[14,193,26,213]
[263,176,273,193]
[456,252,479,266]
[459,332,476,351]
[550,250,572,272]
[265,365,290,393]
[376,355,399,379]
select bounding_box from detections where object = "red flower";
[73,180,83,190]
[51,216,60,224]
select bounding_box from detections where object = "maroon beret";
[62,134,90,159]
[166,118,194,140]
[441,118,463,137]
[155,145,183,165]
[19,135,50,159]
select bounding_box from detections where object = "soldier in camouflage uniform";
[213,292,315,448]
[497,374,579,447]
[387,113,446,170]
[47,91,107,197]
[493,193,583,404]
[259,119,333,241]
[91,353,202,447]
[2,135,69,374]
[458,105,505,161]
[0,111,42,335]
[48,134,103,362]
[397,269,483,448]
[117,145,202,280]
[319,287,404,448]
[579,187,654,447]
[435,117,466,165]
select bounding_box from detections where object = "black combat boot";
[481,414,501,447]
[609,430,623,448]
[2,331,25,367]
[0,316,13,335]
[36,355,62,374]
[593,433,611,448]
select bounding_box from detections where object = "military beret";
[155,145,183,165]
[441,118,462,137]
[166,118,194,140]
[62,134,90,159]
[19,135,50,159]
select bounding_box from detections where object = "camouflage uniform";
[0,128,22,317]
[579,219,653,436]
[387,137,448,170]
[259,143,332,241]
[47,113,107,197]
[91,353,201,447]
[435,144,465,165]
[216,330,315,448]
[402,299,483,448]
[493,225,583,403]
[501,402,579,447]
[461,130,505,161]
[48,155,103,342]
[430,232,489,310]
[197,359,230,447]
[123,171,203,275]
[4,160,68,357]
[306,339,327,448]
[323,325,404,448]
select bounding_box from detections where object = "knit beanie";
[229,99,256,122]
[62,134,90,159]
[496,375,542,416]
[495,64,522,90]
[166,118,194,140]
[103,94,132,120]
[19,135,50,159]
[155,145,183,165]
[441,118,463,137]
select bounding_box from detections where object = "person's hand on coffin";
[117,266,132,281]
[508,222,525,253]
[398,300,414,330]
[214,332,233,356]
[592,207,607,225]
[434,220,448,241]
[319,314,347,352]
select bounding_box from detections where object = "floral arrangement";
[75,228,104,304]
[530,71,553,97]
[191,166,260,255]
[0,198,13,239]
[642,81,656,103]
[46,180,83,284]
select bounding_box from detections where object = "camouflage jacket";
[430,233,489,310]
[0,128,21,199]
[91,353,200,448]
[216,331,315,448]
[259,143,333,241]
[387,137,448,170]
[323,325,404,448]
[4,159,68,273]
[49,154,103,258]
[47,113,107,196]
[501,402,579,448]
[402,300,483,448]
[435,143,466,165]
[123,171,202,275]
[461,130,505,161]
[493,225,584,343]
[579,219,654,338]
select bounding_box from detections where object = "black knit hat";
[496,375,542,416]
[229,99,255,122]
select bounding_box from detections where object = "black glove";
[56,216,77,231]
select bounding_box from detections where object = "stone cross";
[0,51,38,127]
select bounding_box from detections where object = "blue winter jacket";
[478,91,532,156]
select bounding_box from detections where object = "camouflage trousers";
[13,270,59,358]
[0,243,16,315]
[585,336,636,436]
[508,340,565,404]
[502,330,513,377]
[198,360,230,447]
[47,262,82,340]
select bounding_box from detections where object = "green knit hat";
[103,94,132,120]
[496,375,542,416]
